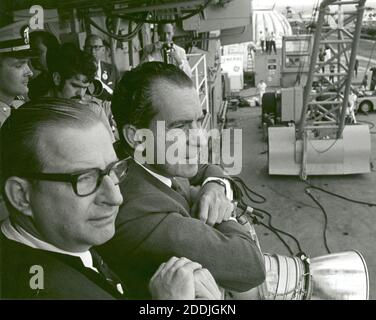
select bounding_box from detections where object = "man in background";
[259,30,265,53]
[84,34,118,99]
[265,28,271,54]
[0,22,34,127]
[370,66,376,91]
[269,31,276,54]
[28,43,117,139]
[257,80,267,106]
[142,23,192,77]
[0,22,35,223]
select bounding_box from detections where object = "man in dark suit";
[97,62,266,299]
[0,98,221,300]
[85,34,118,99]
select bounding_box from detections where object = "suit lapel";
[132,161,191,214]
[50,250,125,299]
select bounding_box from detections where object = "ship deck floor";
[228,101,376,299]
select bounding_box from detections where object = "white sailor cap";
[0,21,37,57]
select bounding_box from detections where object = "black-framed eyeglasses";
[20,157,131,197]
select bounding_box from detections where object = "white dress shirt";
[1,218,98,272]
[136,161,233,199]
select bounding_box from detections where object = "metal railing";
[187,53,209,114]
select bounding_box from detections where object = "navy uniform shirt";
[0,98,24,127]
[0,100,11,128]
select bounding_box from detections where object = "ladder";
[246,49,254,72]
[298,0,366,140]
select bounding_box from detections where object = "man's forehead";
[150,81,201,120]
[89,38,103,46]
[72,74,89,84]
[162,24,173,32]
[152,80,197,99]
[2,56,29,64]
[37,124,115,171]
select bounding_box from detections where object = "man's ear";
[122,124,139,149]
[52,72,61,87]
[4,177,33,217]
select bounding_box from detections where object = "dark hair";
[28,72,53,100]
[30,31,60,54]
[29,31,60,73]
[111,61,193,143]
[47,43,97,83]
[0,98,103,204]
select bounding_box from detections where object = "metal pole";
[298,0,337,138]
[337,0,366,138]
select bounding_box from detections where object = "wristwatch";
[202,178,228,197]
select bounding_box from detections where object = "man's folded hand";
[192,182,234,226]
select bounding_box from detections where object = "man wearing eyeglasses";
[0,98,221,300]
[97,62,265,299]
[84,34,118,99]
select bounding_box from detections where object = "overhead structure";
[252,7,293,48]
[268,0,371,178]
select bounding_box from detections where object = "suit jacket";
[97,161,265,299]
[99,61,117,90]
[0,99,24,128]
[0,101,11,128]
[93,61,118,102]
[0,232,125,299]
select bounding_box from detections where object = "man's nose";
[96,175,123,207]
[25,63,33,77]
[78,88,86,99]
[187,127,207,147]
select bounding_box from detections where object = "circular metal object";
[226,250,369,300]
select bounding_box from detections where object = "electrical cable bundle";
[232,177,305,256]
[85,15,145,41]
[304,182,376,254]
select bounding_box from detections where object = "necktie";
[90,249,125,296]
[171,177,184,195]
[171,177,189,202]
